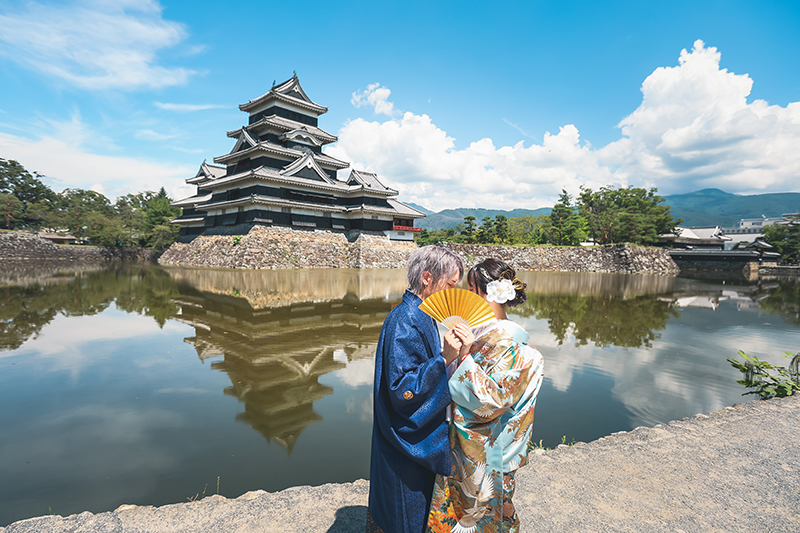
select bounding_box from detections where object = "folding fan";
[419,288,496,329]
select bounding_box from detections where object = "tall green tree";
[476,216,495,244]
[0,193,24,229]
[142,188,180,250]
[763,214,800,263]
[494,214,509,244]
[114,197,146,246]
[57,188,114,242]
[0,159,57,228]
[549,190,586,246]
[0,159,55,206]
[461,215,477,243]
[578,185,682,245]
[509,214,552,245]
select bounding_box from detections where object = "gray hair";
[407,245,464,295]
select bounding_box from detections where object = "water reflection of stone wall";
[0,260,107,287]
[175,284,389,451]
[168,268,408,308]
[519,271,679,300]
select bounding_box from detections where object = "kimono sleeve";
[375,311,451,467]
[449,341,540,420]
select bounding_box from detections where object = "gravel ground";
[3,395,798,533]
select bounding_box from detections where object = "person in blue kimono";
[367,245,474,533]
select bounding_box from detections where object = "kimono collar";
[403,289,422,307]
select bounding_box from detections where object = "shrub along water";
[727,350,800,399]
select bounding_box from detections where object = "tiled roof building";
[171,74,424,241]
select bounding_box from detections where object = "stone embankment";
[443,242,679,274]
[159,226,679,273]
[158,225,417,269]
[5,395,798,532]
[0,231,156,262]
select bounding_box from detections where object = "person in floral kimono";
[426,258,545,533]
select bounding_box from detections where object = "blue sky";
[1,0,798,211]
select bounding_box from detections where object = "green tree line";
[0,265,181,351]
[0,158,180,249]
[417,185,684,247]
[762,213,800,264]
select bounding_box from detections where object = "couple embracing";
[367,245,545,533]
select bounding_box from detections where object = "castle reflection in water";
[164,267,796,451]
[2,263,798,527]
[168,268,409,451]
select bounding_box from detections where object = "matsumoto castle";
[171,74,424,241]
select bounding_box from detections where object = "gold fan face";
[418,288,496,329]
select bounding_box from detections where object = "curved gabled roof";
[186,161,226,185]
[239,74,327,115]
[346,169,398,195]
[240,115,337,143]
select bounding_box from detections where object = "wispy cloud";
[169,146,204,154]
[135,129,177,141]
[0,116,194,201]
[0,0,197,90]
[503,118,533,139]
[154,102,226,112]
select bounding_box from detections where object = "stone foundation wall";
[160,228,680,273]
[158,225,418,269]
[0,231,156,262]
[441,243,679,274]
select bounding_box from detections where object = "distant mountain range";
[406,189,800,230]
[407,205,551,230]
[664,189,800,227]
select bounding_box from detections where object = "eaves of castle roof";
[214,141,349,170]
[228,115,337,143]
[239,74,327,115]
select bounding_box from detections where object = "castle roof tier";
[240,74,327,120]
[171,74,425,241]
[229,115,338,145]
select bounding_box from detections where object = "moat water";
[1,263,798,525]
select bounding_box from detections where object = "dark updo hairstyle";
[467,258,527,307]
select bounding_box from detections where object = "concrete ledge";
[4,396,799,532]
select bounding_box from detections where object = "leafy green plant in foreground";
[727,350,800,400]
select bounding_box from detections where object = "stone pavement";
[3,395,799,533]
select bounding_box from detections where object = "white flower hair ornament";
[485,279,516,304]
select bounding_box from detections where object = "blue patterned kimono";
[368,290,453,533]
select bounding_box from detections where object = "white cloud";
[330,41,800,211]
[154,102,226,112]
[0,120,194,201]
[351,83,396,116]
[601,40,800,195]
[0,0,197,90]
[12,308,189,378]
[328,112,615,211]
[333,357,375,388]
